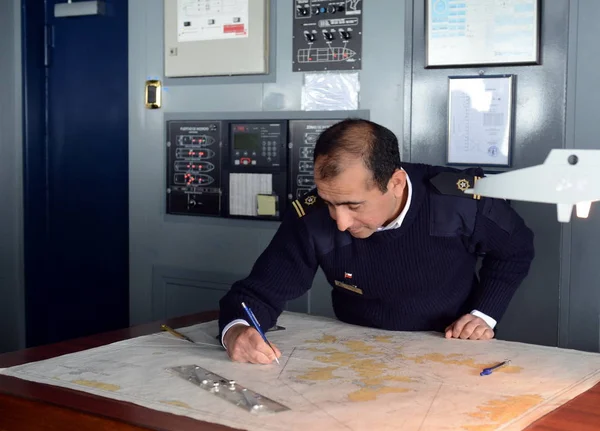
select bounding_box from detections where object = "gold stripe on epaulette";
[292,200,306,217]
[473,176,481,200]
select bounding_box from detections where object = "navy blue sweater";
[218,163,535,335]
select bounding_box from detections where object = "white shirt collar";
[377,169,412,232]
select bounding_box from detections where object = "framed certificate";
[447,74,514,167]
[426,0,540,68]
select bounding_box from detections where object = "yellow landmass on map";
[299,336,415,402]
[72,379,120,391]
[398,353,523,374]
[462,394,544,431]
[296,366,339,381]
[307,334,338,344]
[161,400,192,409]
[307,347,339,354]
[348,386,410,402]
[373,335,394,343]
[343,340,382,355]
[365,375,414,386]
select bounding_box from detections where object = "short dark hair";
[313,118,402,192]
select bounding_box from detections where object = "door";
[22,0,129,346]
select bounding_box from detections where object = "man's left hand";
[445,314,494,340]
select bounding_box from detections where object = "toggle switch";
[305,32,316,42]
[339,30,351,40]
[297,6,309,16]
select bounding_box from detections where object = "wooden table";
[0,311,599,431]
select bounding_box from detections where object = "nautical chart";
[2,312,600,431]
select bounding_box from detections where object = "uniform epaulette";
[429,171,483,200]
[291,189,324,218]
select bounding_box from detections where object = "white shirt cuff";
[470,310,497,329]
[221,319,250,349]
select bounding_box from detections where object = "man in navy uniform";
[218,119,535,364]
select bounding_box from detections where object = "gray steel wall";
[404,0,570,347]
[562,0,600,352]
[2,0,597,353]
[0,0,24,353]
[123,0,598,352]
[406,0,600,352]
[127,0,406,324]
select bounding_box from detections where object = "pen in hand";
[241,302,280,365]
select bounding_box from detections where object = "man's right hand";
[223,324,282,364]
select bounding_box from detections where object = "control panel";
[229,122,283,168]
[166,117,352,221]
[289,119,340,199]
[292,0,363,72]
[166,121,223,216]
[222,120,288,220]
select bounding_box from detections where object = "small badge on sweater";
[430,171,482,200]
[344,272,352,279]
[291,191,323,218]
[335,280,363,295]
[304,195,317,205]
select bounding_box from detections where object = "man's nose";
[333,207,353,232]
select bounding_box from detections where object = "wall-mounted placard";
[447,74,514,167]
[426,0,540,68]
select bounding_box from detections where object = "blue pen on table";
[241,302,280,365]
[480,360,511,376]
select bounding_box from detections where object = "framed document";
[447,74,514,167]
[426,0,540,68]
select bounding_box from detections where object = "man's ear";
[388,169,406,198]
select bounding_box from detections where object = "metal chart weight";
[169,365,290,415]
